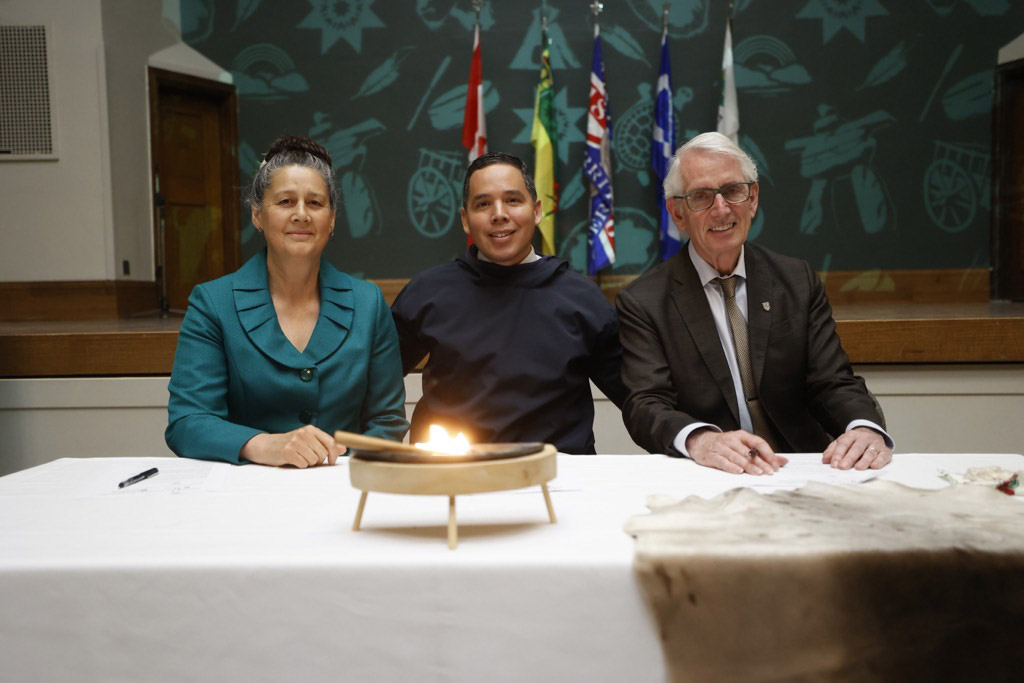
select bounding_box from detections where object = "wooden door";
[150,69,239,312]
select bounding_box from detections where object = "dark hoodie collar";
[456,245,569,288]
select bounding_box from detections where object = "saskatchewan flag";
[531,26,558,255]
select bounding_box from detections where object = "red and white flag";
[462,23,486,162]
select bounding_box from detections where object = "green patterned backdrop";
[179,0,1023,279]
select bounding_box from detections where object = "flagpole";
[653,2,680,261]
[590,0,603,286]
[717,0,739,143]
[531,1,558,255]
[463,0,486,246]
[594,0,601,289]
[585,0,615,281]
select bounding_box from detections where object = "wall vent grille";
[0,25,56,159]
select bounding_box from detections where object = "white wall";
[999,32,1024,64]
[0,0,113,281]
[0,0,231,283]
[101,0,179,282]
[2,366,1022,477]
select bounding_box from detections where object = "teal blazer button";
[300,367,314,382]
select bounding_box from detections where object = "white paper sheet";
[0,458,230,497]
[99,459,227,496]
[738,455,881,492]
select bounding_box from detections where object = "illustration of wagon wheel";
[407,165,457,238]
[923,158,975,233]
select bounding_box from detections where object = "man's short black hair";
[461,152,538,208]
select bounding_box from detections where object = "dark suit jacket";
[616,243,883,455]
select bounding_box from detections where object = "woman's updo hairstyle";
[246,135,338,210]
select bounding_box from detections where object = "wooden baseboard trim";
[0,281,158,321]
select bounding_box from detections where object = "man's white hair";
[663,131,758,199]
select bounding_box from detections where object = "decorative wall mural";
[299,0,384,54]
[406,149,465,239]
[923,141,990,233]
[797,0,888,43]
[558,208,658,274]
[942,71,994,120]
[407,56,451,130]
[309,113,384,239]
[625,0,710,38]
[230,44,309,100]
[926,0,1010,16]
[510,6,580,70]
[417,0,495,32]
[181,0,215,43]
[786,105,895,236]
[237,140,260,249]
[857,41,908,90]
[612,83,683,186]
[559,169,585,210]
[178,0,1023,276]
[735,35,812,95]
[512,87,585,164]
[601,24,651,67]
[429,81,499,131]
[232,0,262,31]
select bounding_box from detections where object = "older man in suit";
[616,132,892,475]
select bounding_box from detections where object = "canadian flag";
[462,23,486,162]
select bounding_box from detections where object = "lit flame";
[415,425,470,455]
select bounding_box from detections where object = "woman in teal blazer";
[166,136,407,467]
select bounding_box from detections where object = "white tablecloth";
[2,453,1022,682]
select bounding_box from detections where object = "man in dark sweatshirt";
[391,152,626,454]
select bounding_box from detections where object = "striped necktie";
[719,276,781,451]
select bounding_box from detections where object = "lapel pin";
[762,301,770,311]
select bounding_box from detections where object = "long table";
[2,453,1022,682]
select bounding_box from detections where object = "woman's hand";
[241,425,345,468]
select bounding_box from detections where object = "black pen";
[118,467,159,489]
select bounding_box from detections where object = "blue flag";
[652,25,680,261]
[585,23,615,276]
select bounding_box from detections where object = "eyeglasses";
[671,182,755,212]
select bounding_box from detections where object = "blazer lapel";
[744,246,774,390]
[233,251,312,369]
[668,252,741,421]
[301,261,353,364]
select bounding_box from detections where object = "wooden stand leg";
[353,490,368,531]
[447,495,457,550]
[541,483,557,524]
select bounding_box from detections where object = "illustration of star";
[797,0,888,44]
[299,0,384,54]
[513,87,586,164]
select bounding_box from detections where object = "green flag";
[531,25,558,255]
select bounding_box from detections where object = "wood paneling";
[0,267,1015,376]
[0,281,158,321]
[2,302,1023,377]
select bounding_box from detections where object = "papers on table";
[102,459,227,496]
[738,455,881,493]
[0,458,227,497]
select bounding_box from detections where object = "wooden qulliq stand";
[346,443,558,550]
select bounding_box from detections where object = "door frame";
[148,67,241,308]
[993,57,1024,301]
